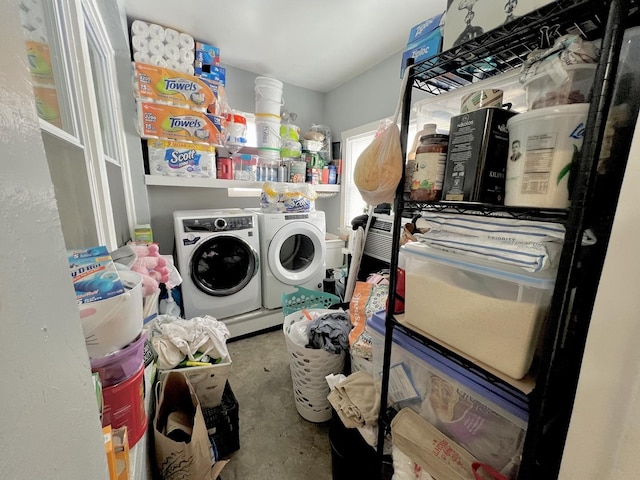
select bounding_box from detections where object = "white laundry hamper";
[283,310,346,423]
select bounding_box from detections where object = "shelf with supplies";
[402,200,569,223]
[144,175,341,192]
[377,0,640,479]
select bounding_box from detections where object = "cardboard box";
[197,66,226,88]
[112,427,130,480]
[442,107,517,204]
[407,11,445,45]
[401,12,444,77]
[443,0,554,50]
[195,41,221,72]
[68,246,125,304]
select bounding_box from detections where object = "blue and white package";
[68,246,125,304]
[147,139,216,178]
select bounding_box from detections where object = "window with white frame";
[340,120,417,228]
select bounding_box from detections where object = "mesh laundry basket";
[283,311,346,423]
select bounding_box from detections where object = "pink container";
[91,330,146,387]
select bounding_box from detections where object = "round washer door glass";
[190,235,258,296]
[268,223,325,285]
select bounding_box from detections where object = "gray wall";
[148,50,433,253]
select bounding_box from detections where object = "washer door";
[190,235,259,296]
[267,222,326,285]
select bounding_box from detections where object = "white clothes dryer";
[173,209,261,322]
[256,210,326,309]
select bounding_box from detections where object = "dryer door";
[267,222,326,285]
[190,235,259,296]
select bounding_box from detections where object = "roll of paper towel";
[184,64,195,76]
[131,20,150,38]
[148,38,165,56]
[148,23,165,41]
[131,35,148,54]
[164,44,180,61]
[179,47,195,64]
[164,28,179,46]
[179,33,194,49]
[150,55,168,68]
[133,51,151,64]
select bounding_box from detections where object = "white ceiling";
[122,0,446,93]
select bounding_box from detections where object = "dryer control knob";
[214,218,227,230]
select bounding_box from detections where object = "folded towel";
[328,371,380,428]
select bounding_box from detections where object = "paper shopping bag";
[153,371,215,480]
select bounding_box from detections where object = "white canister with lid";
[505,103,589,209]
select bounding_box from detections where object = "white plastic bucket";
[505,103,589,209]
[255,115,282,149]
[255,76,284,115]
[79,270,144,358]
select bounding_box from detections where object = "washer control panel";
[183,216,254,232]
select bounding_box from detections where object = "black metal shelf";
[376,1,637,479]
[410,0,612,95]
[402,200,568,223]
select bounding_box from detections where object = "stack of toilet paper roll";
[19,0,48,43]
[130,20,195,75]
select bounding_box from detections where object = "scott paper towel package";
[133,62,217,111]
[147,139,216,178]
[137,101,225,145]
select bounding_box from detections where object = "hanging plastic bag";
[354,119,403,205]
[354,67,411,206]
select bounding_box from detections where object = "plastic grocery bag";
[354,119,403,206]
[354,65,411,206]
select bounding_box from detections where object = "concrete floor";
[221,327,333,480]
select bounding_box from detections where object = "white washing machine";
[257,210,326,309]
[173,209,261,323]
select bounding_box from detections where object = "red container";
[217,157,233,179]
[101,365,147,447]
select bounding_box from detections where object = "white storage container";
[401,242,556,379]
[325,233,345,269]
[368,311,528,478]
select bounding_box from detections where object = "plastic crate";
[202,381,239,459]
[281,286,341,316]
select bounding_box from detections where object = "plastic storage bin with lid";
[401,242,556,380]
[368,311,528,479]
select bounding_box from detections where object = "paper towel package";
[137,101,225,145]
[133,62,216,111]
[147,139,216,177]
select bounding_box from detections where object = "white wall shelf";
[144,175,341,192]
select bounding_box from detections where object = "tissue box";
[194,41,221,72]
[443,0,554,51]
[147,139,216,177]
[68,246,125,304]
[138,102,225,145]
[197,67,226,88]
[400,12,443,77]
